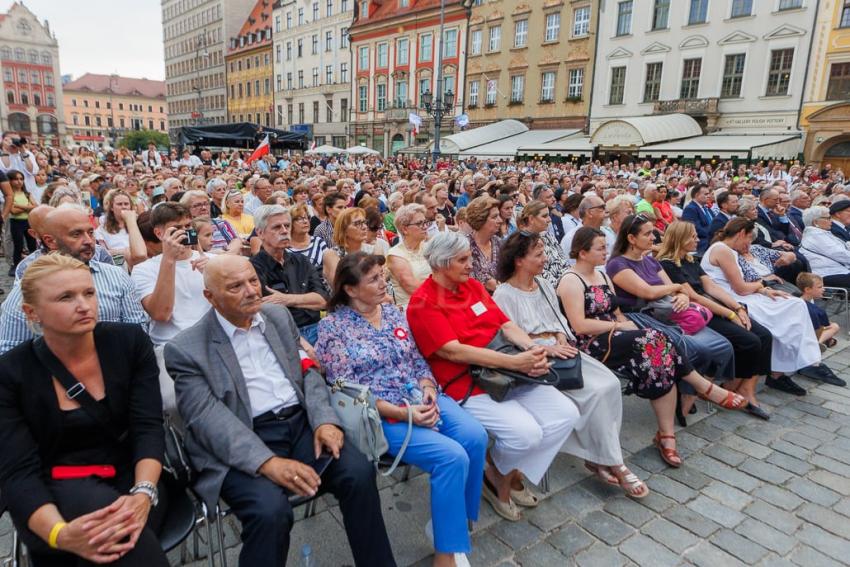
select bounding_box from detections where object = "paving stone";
[469,532,513,567]
[645,475,697,503]
[764,451,813,476]
[576,510,633,546]
[675,431,710,455]
[774,404,806,420]
[796,502,850,539]
[710,529,769,564]
[634,490,675,514]
[685,454,762,492]
[664,505,721,538]
[788,399,832,417]
[798,424,839,443]
[514,542,567,566]
[576,476,622,502]
[640,517,699,554]
[665,465,712,491]
[800,413,842,432]
[785,477,842,507]
[627,446,669,474]
[742,499,802,535]
[751,485,804,512]
[758,554,799,567]
[684,541,746,567]
[702,443,747,467]
[575,542,628,567]
[788,545,843,567]
[686,495,746,527]
[548,485,603,518]
[720,434,772,459]
[769,439,812,461]
[809,454,850,477]
[738,458,794,484]
[815,443,850,465]
[603,497,655,528]
[834,497,850,518]
[838,425,850,438]
[797,524,850,563]
[733,518,795,555]
[736,424,781,445]
[546,522,594,557]
[701,481,753,511]
[523,501,571,533]
[684,420,726,442]
[619,533,682,567]
[489,519,544,551]
[782,431,822,450]
[824,400,850,415]
[809,469,850,496]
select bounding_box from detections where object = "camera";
[182,228,199,246]
[11,137,25,147]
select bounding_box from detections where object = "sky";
[2,0,165,81]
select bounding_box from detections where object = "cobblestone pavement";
[2,258,850,565]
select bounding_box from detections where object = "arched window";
[37,114,57,135]
[13,47,23,61]
[28,49,37,64]
[20,91,28,105]
[40,51,51,65]
[6,90,13,104]
[8,113,30,133]
[0,46,11,60]
[33,93,40,106]
[46,93,54,106]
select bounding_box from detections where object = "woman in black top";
[657,222,773,420]
[0,254,168,566]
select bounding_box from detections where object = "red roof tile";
[63,73,165,98]
[352,0,463,29]
[229,0,273,54]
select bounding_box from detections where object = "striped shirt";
[313,220,334,249]
[0,259,149,354]
[288,236,329,269]
[15,246,115,281]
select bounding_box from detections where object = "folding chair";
[821,286,850,331]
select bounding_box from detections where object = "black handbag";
[535,278,584,390]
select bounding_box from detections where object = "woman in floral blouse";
[466,195,503,292]
[316,252,487,567]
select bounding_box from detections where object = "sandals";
[825,337,838,349]
[511,484,540,508]
[585,462,619,485]
[653,431,682,468]
[610,465,650,499]
[698,382,747,410]
[482,475,521,521]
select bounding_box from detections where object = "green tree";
[118,129,170,151]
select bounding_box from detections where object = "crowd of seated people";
[1,143,848,566]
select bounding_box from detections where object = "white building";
[589,0,816,158]
[273,0,352,148]
[162,0,256,139]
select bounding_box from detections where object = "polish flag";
[245,135,270,164]
[309,140,317,151]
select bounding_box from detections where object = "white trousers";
[463,384,579,484]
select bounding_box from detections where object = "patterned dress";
[469,234,502,287]
[565,272,685,400]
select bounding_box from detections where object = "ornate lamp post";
[419,0,455,164]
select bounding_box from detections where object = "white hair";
[206,178,227,194]
[803,205,829,227]
[422,231,470,270]
[253,204,289,232]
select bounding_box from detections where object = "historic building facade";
[0,2,64,145]
[226,0,275,126]
[273,0,353,148]
[348,0,468,155]
[62,74,167,148]
[464,0,597,130]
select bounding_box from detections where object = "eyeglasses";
[406,220,429,228]
[351,220,368,228]
[293,216,309,222]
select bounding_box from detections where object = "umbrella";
[344,146,381,155]
[306,144,345,155]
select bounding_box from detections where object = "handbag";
[329,379,412,476]
[469,332,559,402]
[534,277,584,390]
[641,296,674,323]
[669,303,713,335]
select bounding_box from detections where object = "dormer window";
[400,0,408,7]
[360,1,369,18]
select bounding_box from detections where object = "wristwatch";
[130,481,159,507]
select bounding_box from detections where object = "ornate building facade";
[226,0,275,126]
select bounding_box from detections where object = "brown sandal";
[584,462,618,485]
[653,431,682,468]
[698,383,747,410]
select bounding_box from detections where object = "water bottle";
[301,544,314,567]
[405,383,442,427]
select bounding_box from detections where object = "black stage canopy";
[176,122,306,150]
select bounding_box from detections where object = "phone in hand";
[311,452,333,477]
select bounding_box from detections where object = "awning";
[591,114,702,148]
[431,119,528,154]
[638,134,803,160]
[458,129,580,159]
[517,135,595,158]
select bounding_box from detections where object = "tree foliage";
[118,129,170,151]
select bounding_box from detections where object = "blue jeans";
[382,395,488,554]
[298,322,319,345]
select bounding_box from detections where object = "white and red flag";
[245,134,270,163]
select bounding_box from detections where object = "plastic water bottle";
[405,383,442,427]
[301,544,314,566]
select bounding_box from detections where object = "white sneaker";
[454,553,471,567]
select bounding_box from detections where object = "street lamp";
[419,0,454,164]
[194,32,209,126]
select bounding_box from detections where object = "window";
[30,71,39,84]
[444,29,458,57]
[312,34,318,55]
[342,0,349,10]
[5,91,12,104]
[17,70,25,83]
[313,1,319,20]
[377,43,388,67]
[652,0,670,29]
[541,71,555,102]
[688,0,708,24]
[327,100,334,122]
[246,81,252,97]
[568,68,584,98]
[312,67,319,86]
[616,1,633,36]
[778,0,802,9]
[443,75,455,96]
[286,42,292,60]
[359,84,368,111]
[45,72,52,86]
[276,44,282,62]
[326,65,333,83]
[488,26,501,51]
[641,62,662,102]
[766,48,793,96]
[721,53,745,97]
[842,0,850,27]
[471,30,482,55]
[14,48,23,61]
[95,116,101,127]
[377,83,387,110]
[419,34,432,61]
[360,0,368,18]
[514,19,528,48]
[486,79,497,105]
[275,15,281,32]
[731,0,752,17]
[680,58,702,99]
[510,75,524,103]
[0,47,9,60]
[341,28,349,48]
[298,70,304,88]
[326,31,333,51]
[287,72,293,89]
[419,78,430,99]
[41,52,51,65]
[828,62,850,100]
[544,13,560,42]
[396,80,407,105]
[298,103,304,123]
[297,39,303,57]
[469,80,479,106]
[397,38,409,65]
[313,101,319,123]
[359,46,369,70]
[298,8,304,24]
[286,12,292,28]
[341,63,348,82]
[288,104,293,124]
[573,7,589,37]
[327,0,333,16]
[609,66,626,104]
[2,69,10,81]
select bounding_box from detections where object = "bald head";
[28,205,54,239]
[202,255,263,325]
[203,254,253,289]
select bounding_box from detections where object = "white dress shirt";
[215,311,298,418]
[800,226,850,277]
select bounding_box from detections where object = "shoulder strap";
[210,218,233,244]
[563,270,589,291]
[32,338,127,443]
[535,277,574,341]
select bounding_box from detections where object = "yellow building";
[801,0,850,171]
[62,74,167,148]
[225,0,275,126]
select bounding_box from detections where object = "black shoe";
[766,374,807,396]
[798,365,847,387]
[745,403,770,420]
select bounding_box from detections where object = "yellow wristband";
[48,521,67,549]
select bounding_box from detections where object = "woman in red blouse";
[407,232,579,522]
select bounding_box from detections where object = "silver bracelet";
[130,481,159,507]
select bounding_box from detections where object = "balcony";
[386,99,415,121]
[653,97,719,117]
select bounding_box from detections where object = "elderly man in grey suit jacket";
[164,255,395,567]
